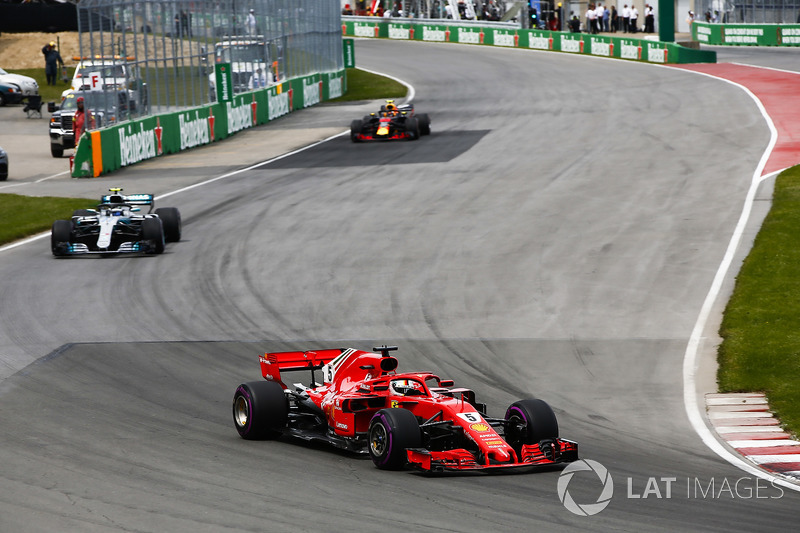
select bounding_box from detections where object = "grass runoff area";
[718,164,800,437]
[330,67,407,102]
[13,68,71,103]
[0,194,95,245]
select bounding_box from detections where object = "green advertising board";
[693,22,800,46]
[215,62,233,103]
[72,69,346,177]
[341,19,716,63]
[343,38,355,68]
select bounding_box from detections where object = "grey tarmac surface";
[1,40,800,532]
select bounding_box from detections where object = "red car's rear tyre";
[232,381,288,440]
[368,408,421,470]
[504,398,559,455]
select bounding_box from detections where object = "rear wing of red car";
[259,348,345,385]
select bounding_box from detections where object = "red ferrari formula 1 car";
[350,100,431,142]
[232,345,578,473]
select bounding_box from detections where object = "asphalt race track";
[2,40,800,531]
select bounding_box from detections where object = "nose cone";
[491,448,512,463]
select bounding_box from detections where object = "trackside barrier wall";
[692,22,800,46]
[72,70,346,177]
[341,19,716,65]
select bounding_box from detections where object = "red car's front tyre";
[504,399,559,456]
[368,408,421,470]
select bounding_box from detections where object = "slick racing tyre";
[155,207,182,243]
[350,119,363,143]
[368,408,421,470]
[142,217,165,254]
[417,113,431,135]
[504,398,559,456]
[51,219,72,256]
[405,116,420,140]
[232,381,289,440]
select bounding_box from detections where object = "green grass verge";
[718,165,800,437]
[11,68,73,103]
[0,194,96,245]
[328,67,407,103]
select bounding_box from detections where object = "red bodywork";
[259,347,578,472]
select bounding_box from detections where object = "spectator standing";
[686,10,695,28]
[645,4,655,32]
[248,68,267,89]
[595,3,605,33]
[611,5,618,32]
[569,12,581,32]
[586,4,597,34]
[41,41,64,86]
[629,4,639,33]
[73,96,94,147]
[622,4,630,32]
[246,9,257,35]
[181,10,191,37]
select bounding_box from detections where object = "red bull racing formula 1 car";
[232,345,578,473]
[350,100,431,142]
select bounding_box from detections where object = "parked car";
[0,67,39,106]
[0,146,8,181]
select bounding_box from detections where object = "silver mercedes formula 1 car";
[51,188,181,256]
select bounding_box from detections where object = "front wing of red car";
[406,438,579,473]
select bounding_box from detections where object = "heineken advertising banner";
[341,18,716,64]
[72,69,346,177]
[693,22,800,46]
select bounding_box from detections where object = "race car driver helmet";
[385,102,396,112]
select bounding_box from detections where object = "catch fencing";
[692,0,800,24]
[76,0,343,123]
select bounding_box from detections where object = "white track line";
[0,170,69,191]
[678,66,799,491]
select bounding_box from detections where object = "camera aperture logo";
[557,459,614,516]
